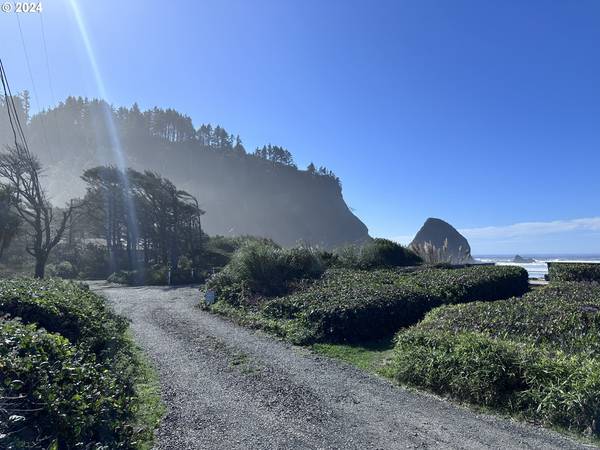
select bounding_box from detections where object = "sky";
[1,0,599,254]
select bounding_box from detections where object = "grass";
[311,337,395,376]
[127,330,165,450]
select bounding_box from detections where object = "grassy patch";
[311,337,395,376]
[126,331,165,450]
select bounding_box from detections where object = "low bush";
[548,262,600,283]
[393,330,600,435]
[207,241,326,303]
[0,319,137,449]
[0,278,127,358]
[46,260,77,279]
[0,278,160,448]
[108,265,203,286]
[48,242,111,280]
[210,265,528,343]
[336,238,422,269]
[412,282,600,356]
[392,283,600,435]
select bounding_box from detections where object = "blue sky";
[1,0,600,254]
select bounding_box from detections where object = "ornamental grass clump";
[336,238,422,270]
[207,240,326,304]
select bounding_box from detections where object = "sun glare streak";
[67,0,140,270]
[67,0,127,170]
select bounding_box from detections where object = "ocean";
[474,255,600,279]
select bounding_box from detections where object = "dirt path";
[93,283,592,450]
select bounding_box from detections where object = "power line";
[39,12,63,150]
[0,58,30,154]
[0,61,20,149]
[15,13,54,161]
[39,13,55,105]
[15,14,41,112]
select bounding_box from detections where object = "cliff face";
[0,97,370,248]
[410,218,473,263]
[166,146,370,247]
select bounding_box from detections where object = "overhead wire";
[39,12,63,150]
[0,58,30,154]
[39,13,55,104]
[15,13,54,161]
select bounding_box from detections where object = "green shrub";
[336,238,422,269]
[414,282,600,356]
[208,241,326,302]
[548,262,600,283]
[47,260,77,279]
[0,318,137,449]
[391,283,600,435]
[108,265,202,286]
[48,242,111,280]
[392,330,600,434]
[0,278,128,359]
[247,265,528,343]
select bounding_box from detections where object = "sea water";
[474,255,600,278]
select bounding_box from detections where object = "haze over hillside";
[0,94,370,248]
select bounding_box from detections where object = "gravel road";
[93,283,592,450]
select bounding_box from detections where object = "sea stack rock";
[514,255,535,263]
[410,218,474,264]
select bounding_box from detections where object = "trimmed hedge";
[212,265,528,343]
[0,278,127,358]
[393,331,600,434]
[392,283,600,435]
[412,282,600,356]
[0,319,136,449]
[548,262,600,283]
[0,278,160,448]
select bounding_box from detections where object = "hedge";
[219,265,529,343]
[392,282,600,435]
[548,262,600,283]
[392,330,600,434]
[0,278,160,449]
[412,282,600,356]
[0,278,127,359]
[0,319,137,449]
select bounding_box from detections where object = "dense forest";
[0,93,369,248]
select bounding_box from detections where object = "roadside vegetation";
[206,240,528,344]
[547,262,600,283]
[0,278,162,449]
[392,282,600,437]
[206,239,600,440]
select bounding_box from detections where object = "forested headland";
[0,93,369,248]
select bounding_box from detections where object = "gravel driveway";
[93,283,592,450]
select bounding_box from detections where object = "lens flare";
[67,0,140,270]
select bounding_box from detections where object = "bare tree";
[0,145,76,277]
